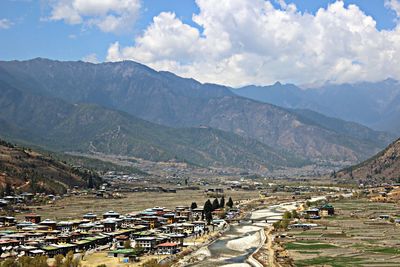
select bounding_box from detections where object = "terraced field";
[280,198,400,266]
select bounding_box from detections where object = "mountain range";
[234,80,400,134]
[0,78,304,171]
[0,58,395,171]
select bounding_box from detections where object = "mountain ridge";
[0,79,305,171]
[336,138,400,185]
[233,80,400,134]
[0,58,394,165]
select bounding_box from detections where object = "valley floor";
[273,197,400,266]
[18,190,259,221]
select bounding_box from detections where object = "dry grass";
[80,252,166,267]
[21,190,259,220]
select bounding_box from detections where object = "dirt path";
[16,181,30,190]
[251,225,281,267]
[265,226,279,267]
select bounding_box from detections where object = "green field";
[285,241,337,250]
[296,256,364,267]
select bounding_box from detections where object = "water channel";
[188,204,289,266]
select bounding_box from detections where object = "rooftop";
[157,242,178,247]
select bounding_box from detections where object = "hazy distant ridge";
[234,80,400,134]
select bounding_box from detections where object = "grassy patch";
[321,233,348,238]
[297,251,322,254]
[365,239,381,244]
[296,256,364,267]
[296,231,322,236]
[351,243,369,249]
[285,241,337,250]
[367,247,400,254]
[294,240,323,243]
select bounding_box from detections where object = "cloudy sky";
[1,0,400,86]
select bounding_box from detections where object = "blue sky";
[0,0,397,61]
[1,0,400,86]
[0,0,199,61]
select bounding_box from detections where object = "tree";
[227,197,234,208]
[291,210,299,219]
[124,239,131,249]
[63,251,74,267]
[190,202,198,210]
[63,251,80,267]
[54,254,64,267]
[283,211,292,220]
[1,258,18,267]
[4,182,13,196]
[141,259,159,267]
[17,256,32,267]
[212,198,219,211]
[204,199,212,214]
[272,221,280,229]
[219,196,225,208]
[280,219,289,230]
[204,199,213,224]
[18,255,49,267]
[205,210,213,225]
[87,176,94,189]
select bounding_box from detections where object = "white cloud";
[385,0,400,18]
[107,12,201,62]
[47,0,141,33]
[0,19,13,29]
[105,0,400,87]
[82,53,99,63]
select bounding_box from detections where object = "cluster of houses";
[302,203,335,219]
[289,203,335,230]
[0,205,233,260]
[0,193,57,208]
[368,185,400,202]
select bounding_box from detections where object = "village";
[0,178,399,266]
[0,189,242,266]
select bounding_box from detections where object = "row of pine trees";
[190,196,234,224]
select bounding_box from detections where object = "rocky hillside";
[0,139,101,194]
[0,80,305,171]
[336,138,400,185]
[0,58,393,164]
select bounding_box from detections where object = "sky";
[1,0,400,87]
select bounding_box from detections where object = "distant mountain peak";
[233,78,400,134]
[382,77,399,84]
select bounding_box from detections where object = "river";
[187,207,286,266]
[187,197,325,266]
